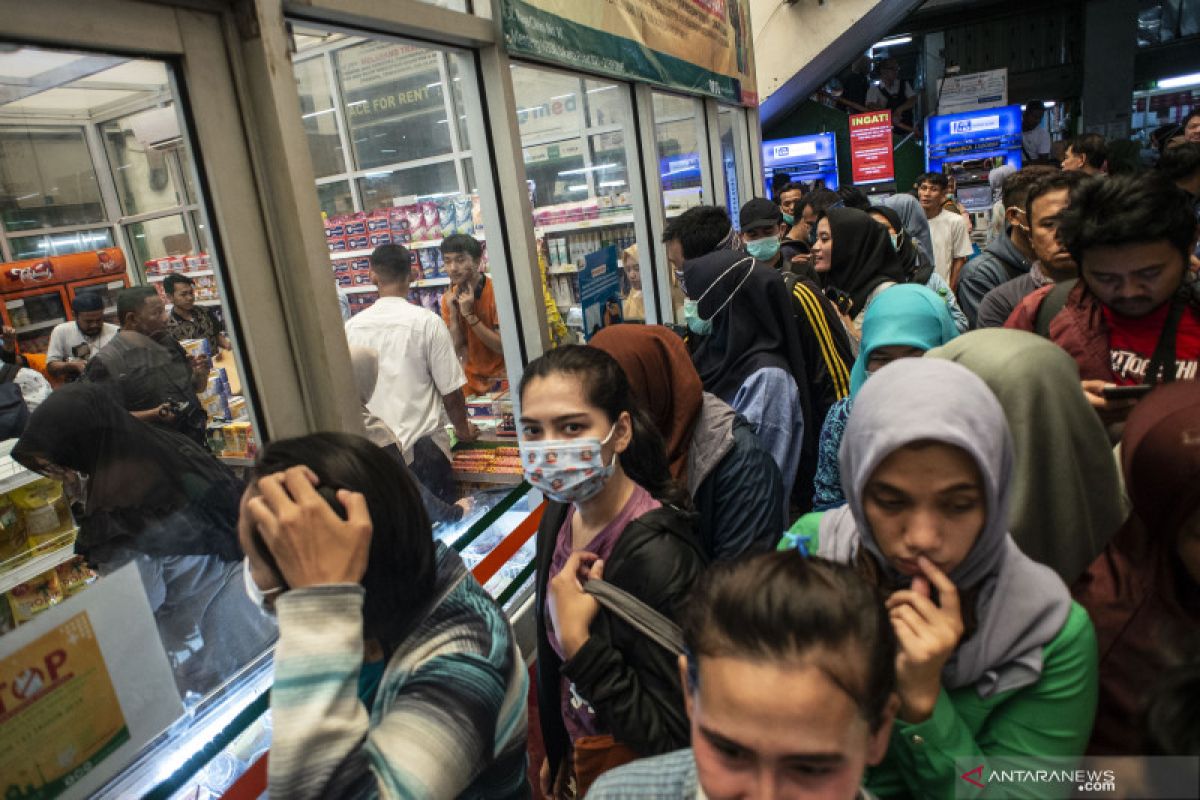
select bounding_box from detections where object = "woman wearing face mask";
[683,250,811,505]
[868,205,969,332]
[810,284,959,511]
[928,330,1127,584]
[591,324,785,561]
[881,193,935,266]
[12,383,275,697]
[523,345,707,798]
[1073,381,1200,755]
[812,208,909,340]
[787,359,1098,798]
[238,433,529,799]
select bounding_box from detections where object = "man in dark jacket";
[956,166,1056,325]
[1006,173,1200,425]
[976,171,1086,328]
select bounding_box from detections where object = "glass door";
[651,91,712,219]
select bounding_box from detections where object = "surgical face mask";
[521,424,620,504]
[683,256,755,337]
[782,211,796,226]
[243,557,281,613]
[745,236,781,261]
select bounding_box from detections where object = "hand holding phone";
[1100,384,1154,401]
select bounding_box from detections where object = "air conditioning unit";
[127,104,182,150]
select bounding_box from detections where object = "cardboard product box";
[349,257,371,272]
[7,569,64,624]
[366,213,390,233]
[328,236,348,253]
[331,259,351,274]
[344,216,367,236]
[180,338,212,358]
[369,232,392,247]
[346,235,370,250]
[336,273,353,287]
[353,272,373,286]
[325,221,346,238]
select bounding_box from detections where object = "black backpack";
[0,363,30,440]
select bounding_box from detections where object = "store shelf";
[13,317,65,334]
[332,235,485,261]
[534,213,634,235]
[453,470,523,486]
[342,277,450,295]
[148,269,215,283]
[548,265,580,275]
[0,455,43,495]
[0,532,77,595]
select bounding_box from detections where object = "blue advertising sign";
[925,105,1024,173]
[762,133,839,194]
[579,246,623,341]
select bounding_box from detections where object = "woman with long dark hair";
[240,432,528,799]
[522,345,706,797]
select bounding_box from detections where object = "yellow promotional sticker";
[0,611,129,799]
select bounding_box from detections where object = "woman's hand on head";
[246,466,373,589]
[886,556,963,723]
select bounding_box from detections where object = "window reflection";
[652,92,706,217]
[0,128,106,232]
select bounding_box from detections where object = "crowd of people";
[5,121,1199,799]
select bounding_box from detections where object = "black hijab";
[685,250,811,415]
[870,204,934,286]
[821,207,907,319]
[13,383,242,562]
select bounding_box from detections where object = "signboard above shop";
[500,0,757,106]
[936,68,1008,115]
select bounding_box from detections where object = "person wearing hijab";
[928,329,1127,584]
[785,359,1097,798]
[1073,381,1200,755]
[868,205,968,332]
[349,346,468,524]
[812,208,908,339]
[590,325,784,560]
[12,383,275,696]
[683,250,811,505]
[881,193,935,266]
[813,285,959,511]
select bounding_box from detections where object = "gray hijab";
[882,194,935,266]
[928,329,1127,583]
[817,358,1071,697]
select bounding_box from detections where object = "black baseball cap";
[739,197,782,231]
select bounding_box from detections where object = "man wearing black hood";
[956,167,1057,326]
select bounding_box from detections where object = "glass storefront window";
[652,92,706,217]
[0,127,106,232]
[356,160,458,210]
[295,56,346,178]
[126,212,190,266]
[513,65,649,328]
[337,41,451,169]
[9,227,114,259]
[317,179,355,217]
[718,105,752,221]
[100,108,185,216]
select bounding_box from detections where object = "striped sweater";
[269,544,529,799]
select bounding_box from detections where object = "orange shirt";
[441,275,506,395]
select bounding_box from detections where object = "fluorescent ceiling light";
[566,184,588,191]
[1158,72,1200,89]
[550,93,575,100]
[872,35,911,49]
[302,108,335,119]
[557,164,616,176]
[598,180,626,188]
[586,85,617,94]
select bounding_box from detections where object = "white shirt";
[344,296,465,454]
[45,321,119,364]
[6,367,50,412]
[926,210,974,282]
[1022,126,1052,158]
[866,79,914,109]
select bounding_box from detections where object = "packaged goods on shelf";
[145,252,212,277]
[55,555,96,596]
[451,446,522,476]
[7,568,63,624]
[10,479,72,547]
[0,493,26,563]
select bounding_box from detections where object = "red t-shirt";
[1101,301,1200,384]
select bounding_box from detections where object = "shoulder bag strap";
[1035,279,1076,338]
[584,578,685,656]
[1144,291,1191,385]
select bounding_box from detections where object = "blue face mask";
[745,236,781,261]
[683,256,755,337]
[782,211,795,226]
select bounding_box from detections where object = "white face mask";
[243,557,282,614]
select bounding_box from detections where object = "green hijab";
[928,329,1128,582]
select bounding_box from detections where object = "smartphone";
[1101,384,1154,401]
[250,483,347,592]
